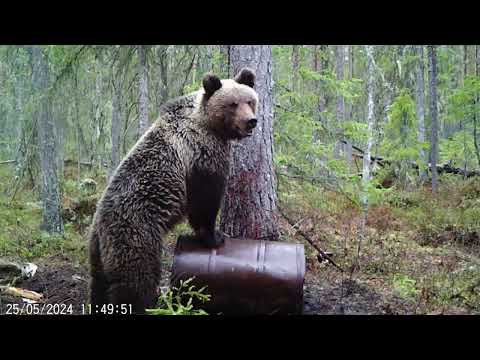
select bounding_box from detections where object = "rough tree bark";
[220,45,230,77]
[93,51,105,171]
[345,45,353,168]
[312,45,318,74]
[292,45,300,92]
[428,45,439,194]
[313,45,327,122]
[414,45,427,181]
[317,45,329,117]
[137,45,149,138]
[348,45,354,120]
[474,45,480,167]
[109,73,122,180]
[157,46,169,107]
[74,73,81,183]
[30,46,64,234]
[220,45,279,241]
[334,45,348,163]
[363,45,376,212]
[13,60,25,178]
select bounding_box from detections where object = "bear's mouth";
[235,127,253,139]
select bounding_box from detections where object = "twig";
[277,205,344,272]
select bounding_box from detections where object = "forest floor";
[0,165,479,315]
[0,252,417,315]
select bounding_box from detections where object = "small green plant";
[393,274,420,300]
[146,278,211,315]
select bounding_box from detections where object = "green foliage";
[0,166,86,263]
[392,274,420,300]
[146,278,210,315]
[383,90,421,159]
[440,131,476,168]
[447,76,480,124]
[419,263,480,312]
[381,90,426,187]
[341,121,370,143]
[183,80,202,95]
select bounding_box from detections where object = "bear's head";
[202,68,259,140]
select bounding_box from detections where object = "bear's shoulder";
[158,91,201,126]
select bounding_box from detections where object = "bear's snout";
[247,118,257,130]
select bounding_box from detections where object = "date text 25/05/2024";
[3,303,134,315]
[4,303,74,315]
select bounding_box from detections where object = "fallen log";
[340,140,389,164]
[340,140,480,178]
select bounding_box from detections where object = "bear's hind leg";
[103,242,162,315]
[89,230,109,311]
[105,278,158,314]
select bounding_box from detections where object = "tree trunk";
[94,52,105,172]
[474,45,480,167]
[414,46,427,181]
[335,45,345,121]
[292,45,300,92]
[314,45,327,121]
[137,45,149,138]
[110,79,122,180]
[348,45,354,120]
[30,46,64,234]
[74,75,81,183]
[220,45,230,77]
[318,45,329,115]
[157,46,169,107]
[55,112,65,182]
[363,45,376,211]
[334,45,346,160]
[220,45,279,241]
[428,45,439,194]
[312,45,318,73]
[13,64,25,179]
[345,45,353,169]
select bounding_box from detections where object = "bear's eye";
[248,101,253,106]
[230,102,238,108]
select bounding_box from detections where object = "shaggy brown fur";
[89,68,258,314]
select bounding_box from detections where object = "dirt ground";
[0,247,416,315]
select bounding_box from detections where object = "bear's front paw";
[212,230,227,247]
[197,229,226,249]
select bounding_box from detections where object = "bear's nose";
[247,118,257,130]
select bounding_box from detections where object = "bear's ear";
[234,67,256,88]
[203,73,222,99]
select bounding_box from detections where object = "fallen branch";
[340,140,388,164]
[340,140,480,178]
[1,159,93,167]
[0,286,43,301]
[277,205,344,272]
[63,159,93,167]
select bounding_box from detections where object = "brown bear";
[88,68,259,314]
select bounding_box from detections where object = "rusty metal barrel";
[170,235,305,315]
